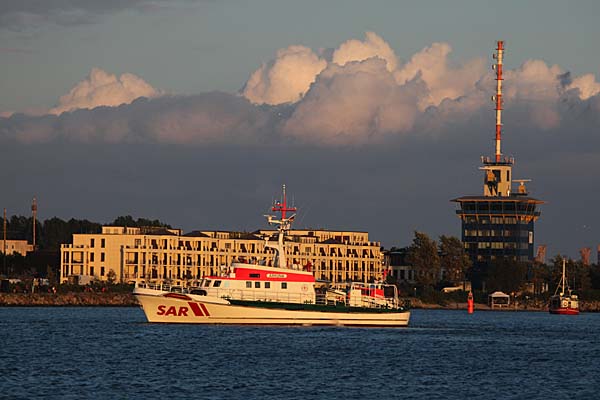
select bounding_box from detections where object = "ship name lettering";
[157,305,189,316]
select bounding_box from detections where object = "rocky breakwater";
[580,300,600,312]
[0,292,138,307]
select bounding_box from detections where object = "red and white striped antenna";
[492,40,504,163]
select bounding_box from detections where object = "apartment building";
[60,226,384,285]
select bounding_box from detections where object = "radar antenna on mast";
[264,185,297,268]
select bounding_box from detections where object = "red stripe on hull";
[549,308,579,315]
[188,302,205,316]
[199,303,210,316]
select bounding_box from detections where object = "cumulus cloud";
[49,68,160,115]
[282,58,420,145]
[567,73,600,100]
[394,42,486,110]
[242,45,326,105]
[1,92,272,144]
[332,31,398,72]
[2,32,600,147]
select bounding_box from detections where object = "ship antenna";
[271,184,297,229]
[492,40,504,163]
[264,185,298,268]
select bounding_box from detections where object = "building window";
[255,282,261,288]
[101,253,105,262]
[101,239,105,248]
[281,282,287,289]
[246,281,252,288]
[90,267,94,276]
[90,238,95,248]
[90,253,94,262]
[100,267,105,276]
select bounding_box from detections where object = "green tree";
[548,255,591,293]
[111,216,171,228]
[406,231,440,286]
[486,258,527,293]
[439,235,471,285]
[107,269,117,284]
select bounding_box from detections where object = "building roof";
[451,195,544,204]
[183,231,210,238]
[143,228,178,236]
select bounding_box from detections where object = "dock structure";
[452,41,543,267]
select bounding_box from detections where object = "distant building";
[383,248,416,283]
[580,247,591,266]
[60,226,384,285]
[1,239,33,256]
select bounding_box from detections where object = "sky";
[1,0,600,260]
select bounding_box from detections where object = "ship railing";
[208,288,315,304]
[135,281,199,294]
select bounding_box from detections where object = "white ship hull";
[136,294,410,327]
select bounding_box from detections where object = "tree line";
[0,215,170,251]
[395,231,600,299]
[0,215,170,281]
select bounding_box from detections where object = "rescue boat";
[134,186,410,326]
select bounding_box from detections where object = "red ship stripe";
[200,303,210,316]
[188,302,204,317]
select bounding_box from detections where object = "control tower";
[452,41,543,266]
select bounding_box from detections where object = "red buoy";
[468,291,474,314]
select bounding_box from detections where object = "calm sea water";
[1,307,599,400]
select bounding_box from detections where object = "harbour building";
[452,41,543,266]
[60,226,384,285]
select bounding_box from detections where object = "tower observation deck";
[452,41,543,266]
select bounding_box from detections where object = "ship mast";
[560,258,566,297]
[265,185,297,268]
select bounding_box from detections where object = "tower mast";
[493,40,504,162]
[32,197,37,250]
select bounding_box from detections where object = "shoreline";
[0,293,138,307]
[1,293,599,312]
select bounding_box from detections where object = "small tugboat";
[134,186,410,326]
[549,259,579,315]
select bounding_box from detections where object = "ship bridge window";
[204,280,211,287]
[255,282,261,288]
[246,281,252,288]
[281,282,287,290]
[249,273,260,278]
[265,282,270,289]
[213,280,222,287]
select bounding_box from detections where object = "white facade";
[1,239,33,256]
[60,226,384,285]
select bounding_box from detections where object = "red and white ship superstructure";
[134,186,410,326]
